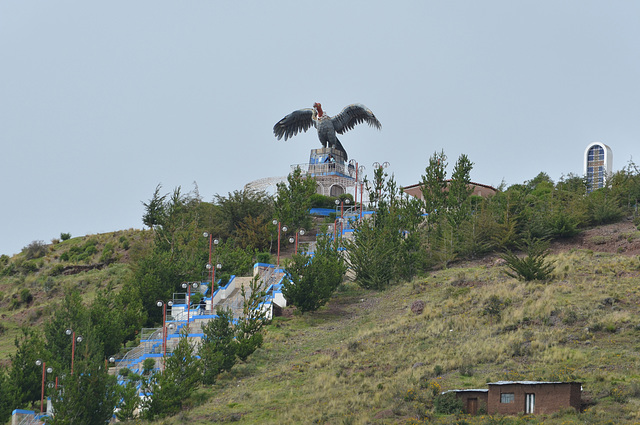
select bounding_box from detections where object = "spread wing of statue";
[273,102,381,160]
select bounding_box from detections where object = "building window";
[500,393,515,403]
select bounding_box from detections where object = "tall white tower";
[584,142,613,192]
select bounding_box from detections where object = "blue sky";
[1,1,639,256]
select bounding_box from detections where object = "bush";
[501,236,555,282]
[255,251,271,264]
[60,232,72,241]
[20,260,40,274]
[100,243,115,264]
[22,240,47,260]
[142,358,156,375]
[20,288,33,304]
[49,264,65,276]
[433,392,464,414]
[85,245,98,255]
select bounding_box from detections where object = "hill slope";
[138,221,640,424]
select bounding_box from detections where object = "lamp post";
[205,262,222,289]
[358,165,365,218]
[203,233,219,286]
[288,228,305,253]
[181,282,199,331]
[106,356,116,370]
[65,329,83,375]
[272,220,288,268]
[156,300,173,368]
[35,360,53,414]
[335,198,351,218]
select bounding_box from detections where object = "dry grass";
[125,248,640,424]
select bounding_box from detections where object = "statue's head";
[313,102,323,117]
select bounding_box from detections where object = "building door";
[525,393,535,414]
[467,398,478,415]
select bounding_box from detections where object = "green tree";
[0,369,16,424]
[214,188,274,245]
[235,275,269,361]
[200,308,237,385]
[9,327,45,408]
[115,372,141,422]
[49,358,119,425]
[274,167,317,233]
[90,287,145,359]
[420,150,448,218]
[282,233,346,313]
[447,153,474,223]
[142,333,201,419]
[348,170,424,288]
[44,288,94,374]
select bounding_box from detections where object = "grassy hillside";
[136,222,640,425]
[0,229,150,364]
[2,221,640,424]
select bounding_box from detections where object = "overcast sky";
[1,1,639,256]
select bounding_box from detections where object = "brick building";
[443,389,489,415]
[448,381,582,415]
[401,180,498,201]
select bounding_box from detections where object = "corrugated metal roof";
[441,389,489,394]
[488,381,579,385]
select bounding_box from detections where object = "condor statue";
[273,102,381,160]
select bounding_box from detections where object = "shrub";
[433,392,464,414]
[20,288,33,304]
[255,251,271,264]
[43,277,55,292]
[142,358,156,375]
[49,264,65,276]
[20,260,40,274]
[22,240,47,260]
[85,245,98,255]
[459,364,474,377]
[501,236,555,282]
[59,252,70,262]
[60,232,72,241]
[483,295,504,322]
[100,243,115,264]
